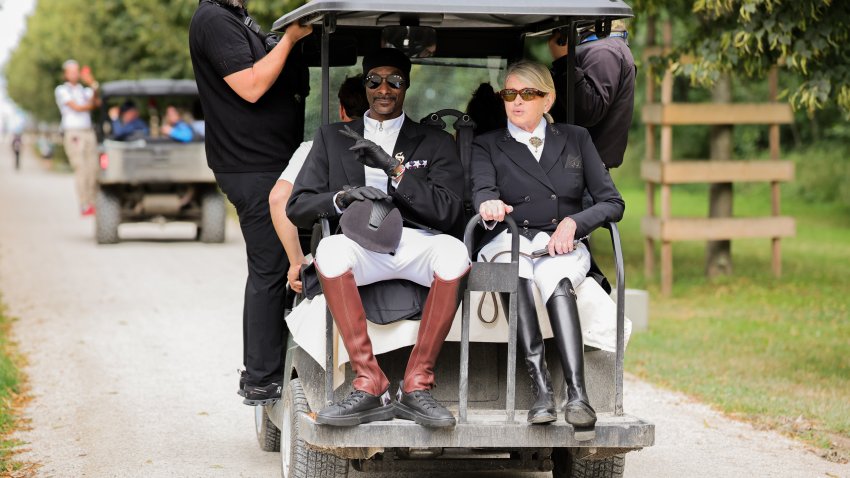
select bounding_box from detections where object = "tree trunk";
[706,75,733,277]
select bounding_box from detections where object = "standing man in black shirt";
[189,0,312,405]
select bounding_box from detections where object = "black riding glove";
[334,185,388,210]
[338,125,400,176]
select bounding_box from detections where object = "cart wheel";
[199,190,226,243]
[552,449,624,478]
[280,378,348,478]
[255,404,281,452]
[95,188,121,244]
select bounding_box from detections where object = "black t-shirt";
[189,1,308,173]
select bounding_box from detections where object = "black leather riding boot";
[546,278,597,428]
[500,278,557,424]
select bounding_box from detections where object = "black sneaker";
[243,381,282,406]
[394,384,456,428]
[237,369,248,397]
[316,389,394,427]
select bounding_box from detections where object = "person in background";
[54,59,100,216]
[161,106,194,143]
[549,20,635,170]
[471,61,624,430]
[189,0,313,406]
[109,101,149,141]
[268,76,368,293]
[12,133,23,171]
[466,83,507,137]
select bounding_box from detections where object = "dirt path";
[0,142,847,478]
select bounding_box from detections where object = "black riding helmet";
[339,198,403,254]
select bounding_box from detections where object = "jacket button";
[552,219,558,224]
[524,196,530,202]
[550,194,557,200]
[522,220,529,226]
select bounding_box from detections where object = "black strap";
[419,109,476,217]
[202,0,271,43]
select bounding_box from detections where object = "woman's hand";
[547,217,577,256]
[479,200,513,222]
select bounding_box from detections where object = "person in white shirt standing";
[55,59,101,216]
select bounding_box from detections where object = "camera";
[263,32,280,52]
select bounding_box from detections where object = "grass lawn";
[0,302,31,475]
[591,178,850,462]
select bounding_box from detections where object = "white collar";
[507,117,547,144]
[364,111,405,134]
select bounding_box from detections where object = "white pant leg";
[476,229,536,279]
[529,232,591,302]
[315,228,469,286]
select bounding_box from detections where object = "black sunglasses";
[499,88,547,102]
[363,73,407,90]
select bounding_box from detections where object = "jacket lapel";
[393,116,425,167]
[339,118,366,186]
[495,129,555,192]
[539,124,567,175]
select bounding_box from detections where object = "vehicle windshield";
[304,57,508,139]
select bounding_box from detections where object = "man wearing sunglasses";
[287,48,470,428]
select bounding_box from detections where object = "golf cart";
[94,79,225,244]
[253,1,654,476]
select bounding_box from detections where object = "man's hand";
[108,106,120,121]
[548,31,568,60]
[479,200,513,222]
[339,125,398,175]
[287,261,304,294]
[162,124,174,136]
[547,217,577,257]
[282,22,313,47]
[80,66,96,87]
[335,185,388,210]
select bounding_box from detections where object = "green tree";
[4,0,306,121]
[634,0,850,116]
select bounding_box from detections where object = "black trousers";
[215,171,288,386]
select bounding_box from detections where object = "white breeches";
[316,227,470,286]
[477,230,591,302]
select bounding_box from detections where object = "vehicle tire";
[95,188,121,244]
[552,449,624,478]
[199,190,226,243]
[280,378,348,478]
[255,405,281,452]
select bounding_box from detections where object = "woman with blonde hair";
[470,60,624,429]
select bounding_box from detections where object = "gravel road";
[1,142,847,478]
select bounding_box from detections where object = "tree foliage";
[635,0,850,116]
[4,0,305,121]
[7,0,848,120]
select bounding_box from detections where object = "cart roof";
[100,80,198,98]
[273,0,633,31]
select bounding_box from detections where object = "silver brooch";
[529,137,544,153]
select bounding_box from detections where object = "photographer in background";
[189,0,312,406]
[55,60,101,216]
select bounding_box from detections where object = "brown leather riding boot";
[317,267,389,396]
[395,267,469,428]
